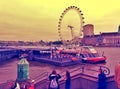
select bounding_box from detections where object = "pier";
[0,48,18,62]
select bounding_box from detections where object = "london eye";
[58,6,85,44]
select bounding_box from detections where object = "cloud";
[0,0,120,41]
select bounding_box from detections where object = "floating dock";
[33,56,82,66]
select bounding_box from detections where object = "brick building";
[81,24,120,46]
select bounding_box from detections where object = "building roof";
[94,34,100,37]
[101,32,120,36]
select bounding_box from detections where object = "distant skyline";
[0,0,120,41]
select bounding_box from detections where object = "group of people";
[9,80,35,89]
[48,64,120,89]
[9,81,20,89]
[48,70,71,89]
[9,63,120,89]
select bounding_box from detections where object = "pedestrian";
[98,68,106,89]
[48,70,61,89]
[115,63,120,89]
[15,81,20,89]
[29,80,35,89]
[10,80,20,89]
[65,71,71,89]
[10,81,16,89]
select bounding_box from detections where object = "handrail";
[99,66,110,75]
[59,63,110,79]
[80,63,110,75]
[33,72,49,83]
[33,63,110,83]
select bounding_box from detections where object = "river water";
[0,47,120,84]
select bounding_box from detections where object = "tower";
[83,24,94,37]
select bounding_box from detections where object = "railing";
[32,72,49,83]
[0,63,110,89]
[79,63,110,75]
[34,63,110,83]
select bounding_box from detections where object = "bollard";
[17,58,29,82]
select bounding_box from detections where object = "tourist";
[65,71,71,89]
[10,80,20,89]
[98,68,106,89]
[15,82,20,89]
[28,80,35,89]
[10,81,16,89]
[115,63,120,89]
[48,70,61,89]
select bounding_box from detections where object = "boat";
[58,46,106,63]
[79,46,106,63]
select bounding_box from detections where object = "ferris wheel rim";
[58,6,85,42]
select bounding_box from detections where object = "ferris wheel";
[58,6,85,44]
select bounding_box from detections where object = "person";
[20,82,28,89]
[115,63,120,89]
[98,68,106,89]
[48,70,61,89]
[65,71,71,89]
[10,81,16,89]
[10,80,20,89]
[29,80,35,89]
[15,82,20,89]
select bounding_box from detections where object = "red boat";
[80,46,106,63]
[58,46,106,63]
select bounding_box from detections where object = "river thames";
[0,47,120,84]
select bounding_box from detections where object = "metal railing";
[79,63,110,75]
[0,63,110,89]
[33,63,110,83]
[32,72,49,83]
